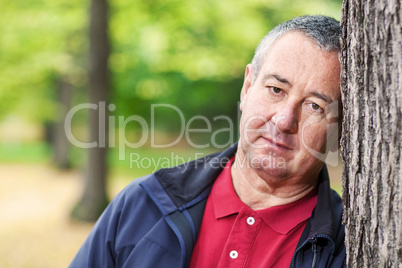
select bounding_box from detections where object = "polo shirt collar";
[255,189,317,234]
[211,157,244,218]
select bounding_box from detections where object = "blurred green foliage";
[0,0,342,133]
[0,0,87,121]
[0,142,50,162]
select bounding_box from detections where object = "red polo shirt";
[190,158,318,268]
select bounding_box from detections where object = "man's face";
[238,32,341,180]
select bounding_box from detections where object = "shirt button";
[247,216,255,225]
[229,250,238,259]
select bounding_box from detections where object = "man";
[71,15,345,267]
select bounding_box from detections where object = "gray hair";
[251,15,341,82]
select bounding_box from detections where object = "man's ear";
[240,64,254,112]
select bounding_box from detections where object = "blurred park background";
[1,0,343,267]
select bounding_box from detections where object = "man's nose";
[271,103,299,134]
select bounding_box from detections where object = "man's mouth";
[262,136,293,150]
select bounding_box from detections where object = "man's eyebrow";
[310,91,335,104]
[262,74,292,86]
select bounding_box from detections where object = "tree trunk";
[71,0,110,221]
[340,0,401,267]
[52,77,73,170]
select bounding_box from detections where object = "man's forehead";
[262,33,340,73]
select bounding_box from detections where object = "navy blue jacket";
[70,144,346,267]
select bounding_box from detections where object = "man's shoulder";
[152,144,238,207]
[117,175,151,198]
[106,174,156,214]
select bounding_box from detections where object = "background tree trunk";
[52,77,73,170]
[71,0,110,221]
[340,0,401,266]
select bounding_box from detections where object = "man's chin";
[254,163,289,178]
[244,152,288,176]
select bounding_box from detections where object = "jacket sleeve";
[69,189,127,268]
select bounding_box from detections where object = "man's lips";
[262,137,293,150]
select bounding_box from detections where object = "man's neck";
[230,153,319,210]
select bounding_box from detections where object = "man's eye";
[311,103,321,110]
[270,87,282,94]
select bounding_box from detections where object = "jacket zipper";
[290,239,310,268]
[290,234,335,268]
[311,243,317,268]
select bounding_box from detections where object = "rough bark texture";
[71,0,110,221]
[340,0,401,267]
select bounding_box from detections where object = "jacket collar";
[293,165,344,257]
[308,165,336,240]
[153,143,238,208]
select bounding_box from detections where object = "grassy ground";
[0,143,342,267]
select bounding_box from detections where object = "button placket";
[218,208,261,267]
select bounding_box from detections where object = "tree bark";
[340,0,401,267]
[71,0,110,221]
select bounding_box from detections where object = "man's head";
[237,15,342,181]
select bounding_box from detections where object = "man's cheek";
[301,124,327,154]
[243,114,267,132]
